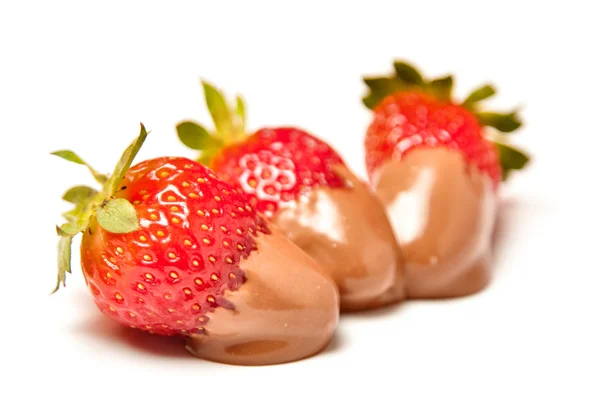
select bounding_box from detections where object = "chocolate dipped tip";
[372,147,497,299]
[185,224,340,366]
[272,165,405,311]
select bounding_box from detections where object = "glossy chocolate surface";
[272,166,405,311]
[185,227,340,365]
[372,148,496,298]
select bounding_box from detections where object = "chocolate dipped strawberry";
[362,61,530,298]
[176,82,405,311]
[52,124,339,366]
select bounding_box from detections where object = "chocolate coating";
[272,166,405,311]
[372,148,496,298]
[185,226,340,365]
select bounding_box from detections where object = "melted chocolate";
[185,227,340,365]
[372,148,496,298]
[272,166,405,311]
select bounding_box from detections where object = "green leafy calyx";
[51,123,149,293]
[176,80,248,165]
[96,198,140,233]
[362,61,457,109]
[362,59,530,180]
[491,136,530,179]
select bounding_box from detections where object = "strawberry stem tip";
[50,123,149,293]
[176,80,248,165]
[50,150,109,184]
[362,60,530,179]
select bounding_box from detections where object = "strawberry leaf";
[56,225,73,237]
[362,87,403,110]
[494,141,530,180]
[428,75,454,102]
[235,95,246,137]
[96,198,139,234]
[362,92,385,110]
[177,81,251,160]
[52,124,150,293]
[62,210,77,223]
[477,111,522,133]
[61,194,95,227]
[362,76,409,109]
[176,121,224,150]
[202,80,232,140]
[394,61,424,85]
[463,84,496,108]
[52,150,87,165]
[59,218,88,235]
[51,150,108,185]
[363,77,402,91]
[62,185,98,204]
[106,123,148,195]
[52,234,73,293]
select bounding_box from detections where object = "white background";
[1,1,599,399]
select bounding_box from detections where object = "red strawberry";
[362,61,530,298]
[211,127,346,217]
[176,82,405,311]
[52,124,339,366]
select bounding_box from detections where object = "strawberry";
[210,127,346,218]
[176,82,405,311]
[52,124,339,365]
[361,61,530,298]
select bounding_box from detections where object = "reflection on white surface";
[386,168,434,244]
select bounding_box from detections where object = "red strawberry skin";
[365,92,502,187]
[208,127,405,310]
[210,127,347,217]
[80,156,269,336]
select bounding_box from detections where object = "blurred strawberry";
[361,60,529,298]
[176,82,405,311]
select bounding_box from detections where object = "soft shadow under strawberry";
[73,314,194,359]
[322,330,347,355]
[491,196,534,275]
[70,291,191,359]
[70,289,348,362]
[340,298,406,319]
